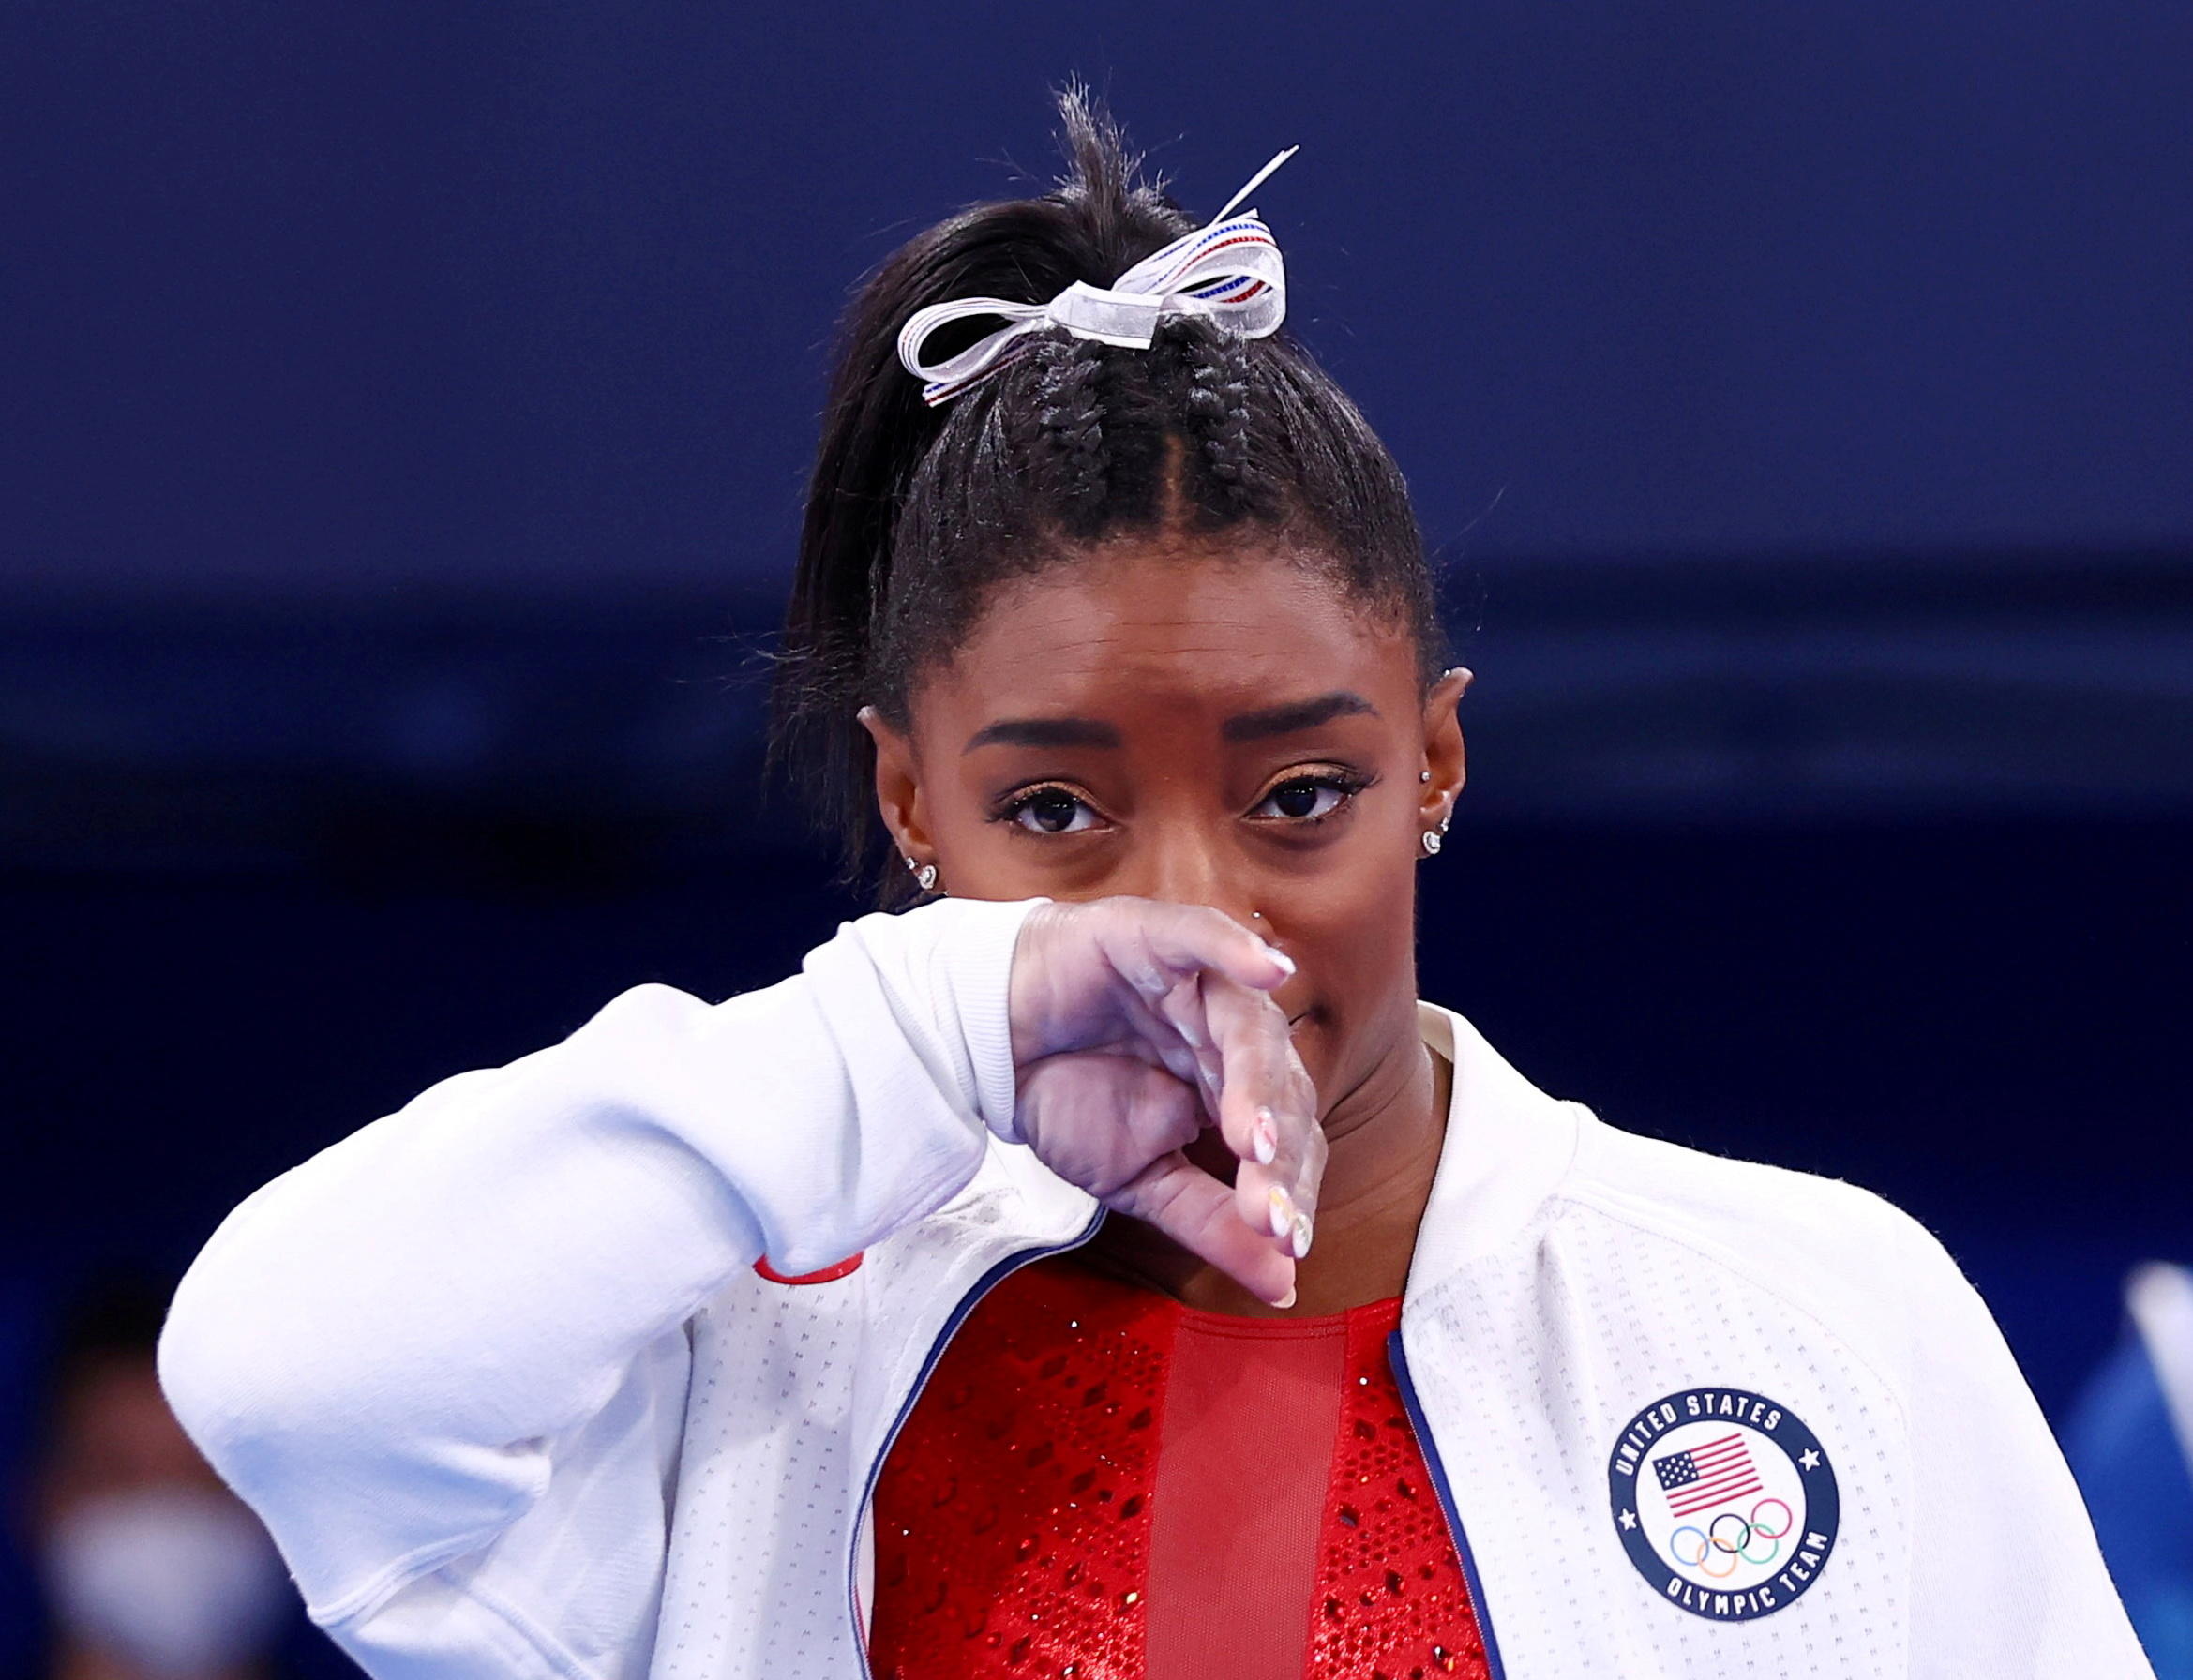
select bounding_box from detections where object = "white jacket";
[159,897,2152,1679]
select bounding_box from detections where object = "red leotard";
[870,1256,1489,1679]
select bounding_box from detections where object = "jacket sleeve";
[1896,1213,2156,1677]
[157,895,1039,1677]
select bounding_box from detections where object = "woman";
[158,98,2148,1679]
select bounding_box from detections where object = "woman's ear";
[859,705,932,864]
[1418,667,1471,825]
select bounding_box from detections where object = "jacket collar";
[1404,1002,1585,1298]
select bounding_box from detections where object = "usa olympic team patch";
[1607,1388,1840,1621]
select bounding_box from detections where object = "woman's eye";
[1006,788,1102,834]
[1253,776,1356,822]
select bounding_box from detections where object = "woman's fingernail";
[1265,946,1296,976]
[1291,1211,1314,1260]
[1252,1109,1278,1164]
[1268,1185,1296,1239]
[1271,1284,1298,1310]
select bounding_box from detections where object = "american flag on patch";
[1652,1432,1765,1518]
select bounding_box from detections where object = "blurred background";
[3,1,2189,1672]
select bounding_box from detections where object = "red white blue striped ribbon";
[897,146,1298,408]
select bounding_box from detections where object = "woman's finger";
[1012,900,1288,1071]
[1107,982,1217,1102]
[1198,973,1323,1257]
[1103,1149,1296,1307]
[1108,899,1296,998]
[1145,970,1229,1123]
[1014,1052,1205,1198]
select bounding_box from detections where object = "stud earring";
[1421,831,1443,857]
[1419,770,1432,783]
[916,862,939,892]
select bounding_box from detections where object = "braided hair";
[774,90,1442,903]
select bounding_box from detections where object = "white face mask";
[44,1487,290,1678]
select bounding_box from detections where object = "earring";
[1421,831,1443,857]
[1419,770,1432,783]
[916,862,939,893]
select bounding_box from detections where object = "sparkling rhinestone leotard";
[869,1256,1489,1679]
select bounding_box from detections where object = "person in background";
[24,1277,289,1680]
[2069,1263,2193,1677]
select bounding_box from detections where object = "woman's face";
[867,536,1466,1125]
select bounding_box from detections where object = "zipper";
[1388,1328,1510,1680]
[848,1207,1106,1679]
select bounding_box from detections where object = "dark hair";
[773,90,1441,903]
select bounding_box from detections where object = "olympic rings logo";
[1666,1499,1793,1576]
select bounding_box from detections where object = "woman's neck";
[1078,1013,1452,1317]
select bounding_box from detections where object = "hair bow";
[896,146,1299,408]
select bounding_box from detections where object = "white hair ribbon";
[896,145,1299,408]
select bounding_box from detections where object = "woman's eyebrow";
[1222,691,1378,742]
[964,716,1124,753]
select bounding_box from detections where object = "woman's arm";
[157,894,1314,1672]
[157,897,1039,1638]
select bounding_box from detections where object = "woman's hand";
[1009,898,1322,1307]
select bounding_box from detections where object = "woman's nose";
[1128,828,1261,929]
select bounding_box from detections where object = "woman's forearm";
[157,895,1038,1620]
